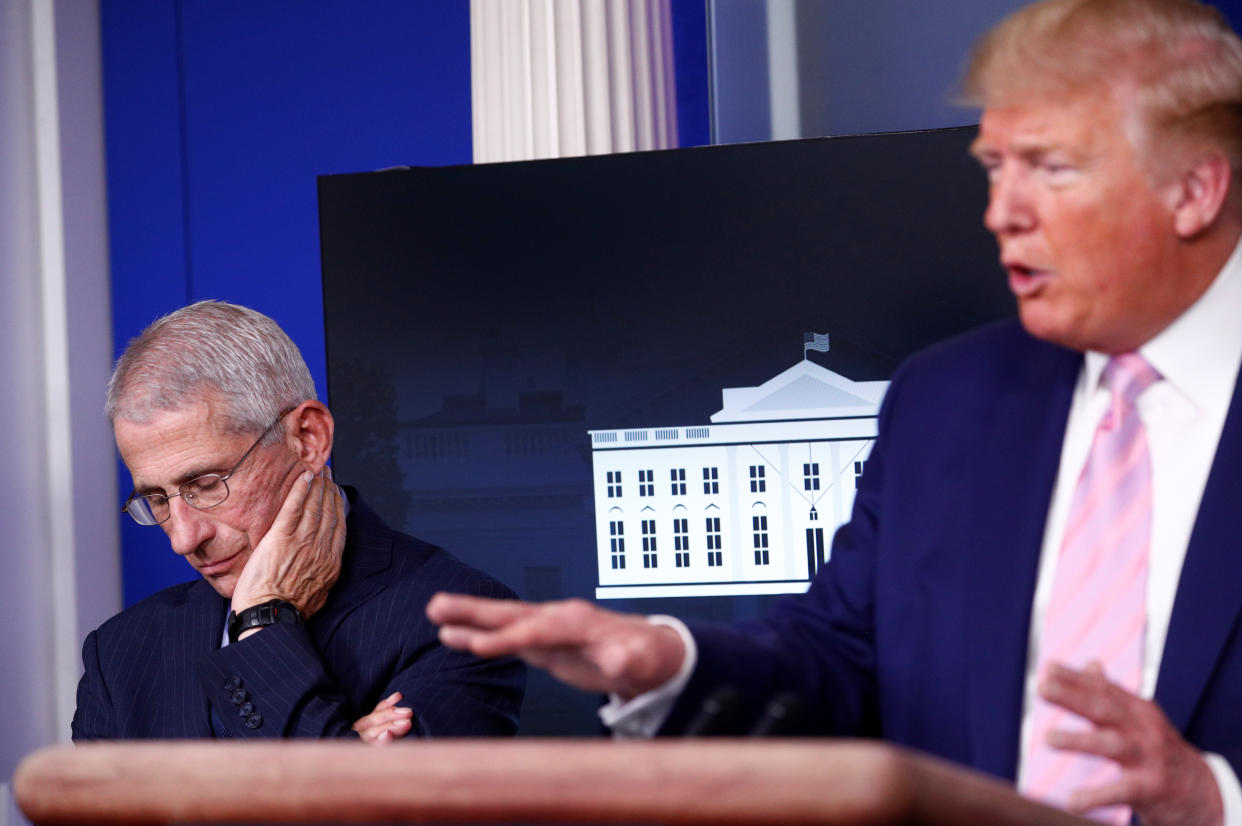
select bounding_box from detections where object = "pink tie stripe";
[1023,353,1159,825]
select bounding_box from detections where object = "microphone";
[747,691,804,737]
[682,685,741,736]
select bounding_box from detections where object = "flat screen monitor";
[318,128,1012,733]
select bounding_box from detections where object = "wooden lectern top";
[15,738,1095,825]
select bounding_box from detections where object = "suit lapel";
[1155,364,1242,731]
[964,340,1080,780]
[165,581,225,737]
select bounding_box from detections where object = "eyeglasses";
[122,409,294,527]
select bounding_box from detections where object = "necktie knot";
[1103,352,1160,409]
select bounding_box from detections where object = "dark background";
[319,127,1014,734]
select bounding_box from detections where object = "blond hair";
[963,0,1242,169]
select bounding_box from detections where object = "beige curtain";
[471,0,679,163]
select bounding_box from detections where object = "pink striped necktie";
[1023,352,1160,824]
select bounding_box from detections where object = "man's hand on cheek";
[232,467,347,621]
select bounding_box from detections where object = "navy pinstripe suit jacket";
[72,489,525,739]
[664,320,1242,783]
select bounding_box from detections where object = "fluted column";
[470,0,679,163]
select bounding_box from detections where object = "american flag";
[803,332,830,355]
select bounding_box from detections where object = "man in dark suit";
[73,300,524,741]
[427,1,1242,823]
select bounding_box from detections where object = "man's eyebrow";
[967,138,995,160]
[132,465,225,496]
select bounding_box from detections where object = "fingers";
[356,716,413,744]
[352,691,414,745]
[233,466,345,616]
[440,602,586,659]
[275,469,317,538]
[1039,661,1132,729]
[327,466,346,546]
[1035,661,1226,826]
[1047,724,1130,762]
[1065,778,1133,815]
[427,592,537,627]
[370,691,403,714]
[429,595,686,699]
[277,466,337,540]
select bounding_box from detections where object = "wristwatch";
[227,599,303,644]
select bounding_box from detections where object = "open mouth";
[1005,263,1051,297]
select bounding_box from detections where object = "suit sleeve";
[71,629,117,740]
[658,364,912,737]
[196,572,525,739]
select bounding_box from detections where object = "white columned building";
[590,359,889,599]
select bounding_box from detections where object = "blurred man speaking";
[428,1,1242,823]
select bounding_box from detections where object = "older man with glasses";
[73,300,524,741]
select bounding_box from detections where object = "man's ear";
[284,401,334,472]
[1170,151,1233,239]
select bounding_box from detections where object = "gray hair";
[962,0,1242,173]
[106,300,317,440]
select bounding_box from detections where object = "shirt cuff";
[1205,753,1241,826]
[598,615,698,738]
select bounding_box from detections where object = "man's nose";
[983,166,1036,235]
[162,496,214,556]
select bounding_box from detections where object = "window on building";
[753,515,770,565]
[670,468,686,496]
[638,469,655,497]
[749,464,766,493]
[609,521,625,569]
[803,462,820,491]
[705,517,722,567]
[607,471,622,498]
[673,518,689,567]
[642,519,658,568]
[703,466,719,494]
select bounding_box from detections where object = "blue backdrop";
[102,0,709,605]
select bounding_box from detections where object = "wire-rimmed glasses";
[121,408,294,526]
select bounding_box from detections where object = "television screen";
[318,128,1011,733]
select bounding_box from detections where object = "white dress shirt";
[605,241,1242,823]
[1018,240,1242,820]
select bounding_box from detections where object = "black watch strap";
[227,599,303,644]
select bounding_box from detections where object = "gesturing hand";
[1039,662,1223,826]
[353,691,414,744]
[232,467,347,619]
[426,594,686,701]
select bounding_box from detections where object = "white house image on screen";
[589,356,890,599]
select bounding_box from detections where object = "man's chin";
[201,571,238,600]
[1016,303,1080,350]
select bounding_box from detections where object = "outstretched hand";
[232,467,347,619]
[1039,662,1223,826]
[426,594,686,701]
[353,691,414,744]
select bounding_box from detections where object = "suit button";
[231,689,249,706]
[245,713,263,729]
[238,702,255,717]
[223,676,242,691]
